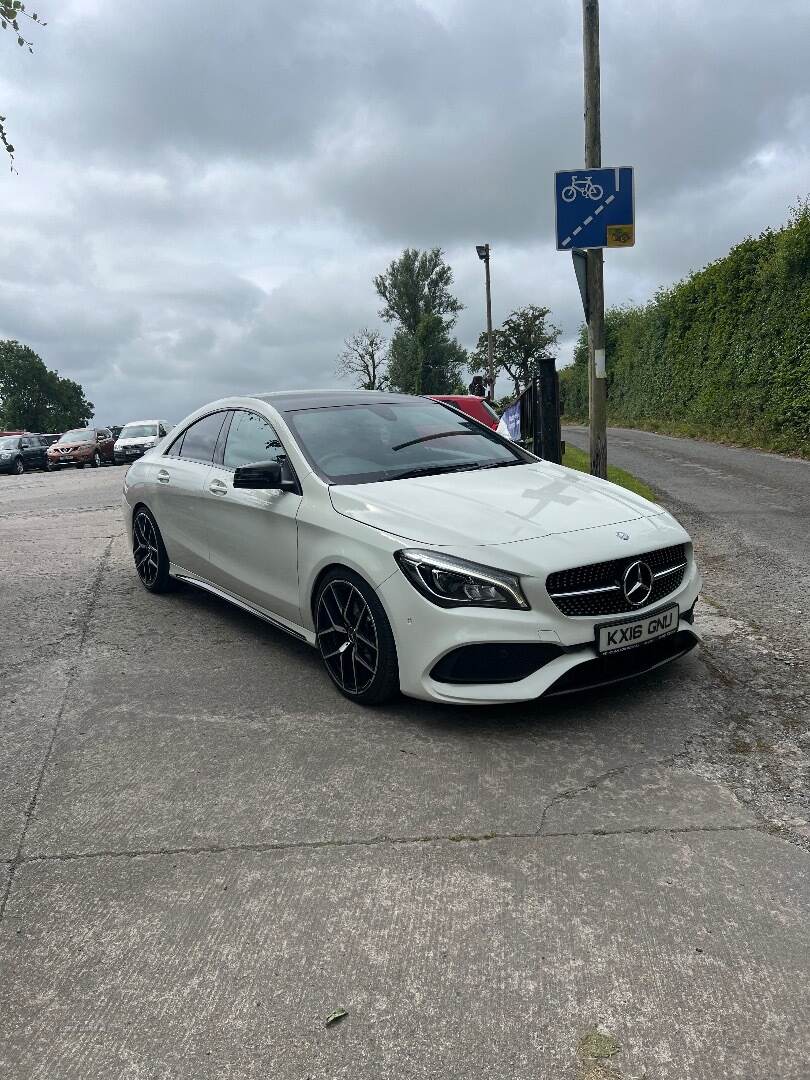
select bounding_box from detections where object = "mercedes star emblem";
[622,559,653,607]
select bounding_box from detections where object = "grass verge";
[562,442,656,502]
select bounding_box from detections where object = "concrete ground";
[1,444,808,1079]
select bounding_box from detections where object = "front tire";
[13,457,23,475]
[91,451,101,468]
[132,507,173,593]
[315,569,399,706]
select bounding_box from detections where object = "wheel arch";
[310,562,367,621]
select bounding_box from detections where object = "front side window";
[285,401,529,485]
[171,412,225,463]
[223,410,285,470]
[58,429,94,444]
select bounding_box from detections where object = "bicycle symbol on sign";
[561,174,604,203]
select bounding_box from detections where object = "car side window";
[173,412,226,463]
[222,410,285,470]
[20,438,29,448]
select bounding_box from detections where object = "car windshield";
[0,436,20,449]
[285,401,529,485]
[58,429,93,443]
[120,424,158,439]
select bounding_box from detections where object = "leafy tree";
[374,248,463,335]
[0,340,94,430]
[386,313,467,395]
[0,2,46,169]
[473,305,561,397]
[335,328,388,390]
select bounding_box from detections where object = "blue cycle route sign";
[554,166,634,251]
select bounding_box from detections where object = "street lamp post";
[476,243,494,401]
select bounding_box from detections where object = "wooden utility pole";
[583,0,607,478]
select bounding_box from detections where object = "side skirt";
[170,567,315,646]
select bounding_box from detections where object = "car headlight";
[394,549,529,610]
[0,450,12,457]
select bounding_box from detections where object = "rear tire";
[132,506,173,593]
[314,568,399,706]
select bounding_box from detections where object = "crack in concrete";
[9,823,757,870]
[0,537,115,923]
[0,503,120,520]
[536,748,694,835]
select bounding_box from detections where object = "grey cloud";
[0,0,807,423]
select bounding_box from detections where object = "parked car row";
[0,419,171,476]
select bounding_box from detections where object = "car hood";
[329,461,663,546]
[52,442,92,450]
[116,437,155,446]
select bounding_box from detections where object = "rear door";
[19,437,39,469]
[204,408,302,625]
[31,436,47,467]
[151,411,228,576]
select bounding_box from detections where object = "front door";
[204,409,302,626]
[151,411,228,576]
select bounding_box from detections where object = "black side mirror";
[233,460,299,492]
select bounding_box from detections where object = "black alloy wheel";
[132,507,172,593]
[13,457,23,475]
[315,570,399,705]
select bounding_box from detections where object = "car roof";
[251,389,426,413]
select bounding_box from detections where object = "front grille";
[546,544,687,617]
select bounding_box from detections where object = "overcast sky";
[1,0,808,424]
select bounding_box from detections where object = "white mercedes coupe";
[122,391,701,705]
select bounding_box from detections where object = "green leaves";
[324,1008,348,1026]
[0,340,94,431]
[1,1,45,164]
[559,204,810,456]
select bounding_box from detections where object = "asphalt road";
[1,457,808,1079]
[563,425,810,650]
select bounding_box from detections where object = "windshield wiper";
[386,460,521,481]
[386,461,486,481]
[391,430,473,452]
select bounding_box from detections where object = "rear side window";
[169,412,226,463]
[222,410,285,470]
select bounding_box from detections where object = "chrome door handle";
[208,478,228,496]
[157,469,170,485]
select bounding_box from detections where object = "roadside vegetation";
[559,202,810,457]
[0,339,94,430]
[562,442,655,501]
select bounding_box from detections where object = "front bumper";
[114,447,148,463]
[376,522,703,704]
[48,452,92,466]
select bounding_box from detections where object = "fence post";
[537,357,562,464]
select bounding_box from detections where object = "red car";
[428,395,500,430]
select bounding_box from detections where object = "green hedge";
[559,204,810,456]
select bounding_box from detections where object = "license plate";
[596,603,679,654]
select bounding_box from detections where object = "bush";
[559,203,810,456]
